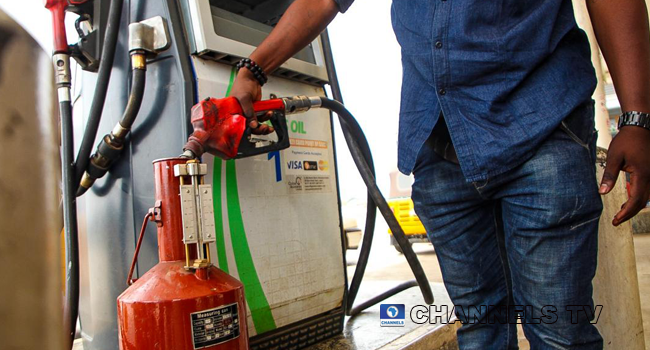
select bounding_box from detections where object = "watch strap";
[618,111,650,130]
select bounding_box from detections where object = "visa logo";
[287,161,303,170]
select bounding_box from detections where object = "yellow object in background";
[388,198,426,235]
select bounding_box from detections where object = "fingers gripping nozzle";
[183,96,322,160]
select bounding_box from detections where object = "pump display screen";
[209,0,294,26]
[208,0,317,64]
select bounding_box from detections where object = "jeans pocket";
[558,101,596,151]
[559,121,590,150]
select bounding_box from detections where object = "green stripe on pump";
[212,158,229,273]
[212,67,276,333]
[226,160,277,333]
[225,67,236,97]
[211,67,238,273]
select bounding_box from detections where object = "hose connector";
[282,95,322,114]
[131,51,147,71]
[111,122,130,140]
[52,53,72,102]
[76,134,124,196]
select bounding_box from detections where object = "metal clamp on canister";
[173,160,216,270]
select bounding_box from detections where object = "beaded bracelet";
[236,58,268,86]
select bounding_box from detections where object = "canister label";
[191,303,240,349]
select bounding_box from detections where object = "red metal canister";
[117,158,248,350]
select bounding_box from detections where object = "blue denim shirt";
[334,0,597,181]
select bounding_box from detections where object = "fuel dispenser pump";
[116,93,434,349]
[47,0,434,349]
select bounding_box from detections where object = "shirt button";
[439,88,447,95]
[435,41,443,49]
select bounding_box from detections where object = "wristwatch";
[618,111,650,130]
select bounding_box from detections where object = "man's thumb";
[600,153,622,194]
[236,94,257,126]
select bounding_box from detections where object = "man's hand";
[600,126,650,226]
[227,0,340,135]
[587,0,650,225]
[230,69,274,135]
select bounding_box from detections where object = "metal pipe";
[192,171,205,261]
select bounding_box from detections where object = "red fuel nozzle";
[183,97,289,159]
[44,0,69,54]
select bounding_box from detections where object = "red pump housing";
[117,158,249,350]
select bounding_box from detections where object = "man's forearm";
[249,0,339,73]
[587,0,650,112]
[589,0,650,226]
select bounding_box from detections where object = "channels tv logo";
[380,304,405,327]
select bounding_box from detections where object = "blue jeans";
[412,103,603,349]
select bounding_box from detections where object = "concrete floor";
[311,282,456,350]
[325,220,458,349]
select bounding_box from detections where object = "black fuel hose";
[73,0,123,192]
[320,31,433,315]
[320,98,435,311]
[60,100,80,347]
[349,280,418,316]
[76,64,147,197]
[119,67,146,128]
[320,30,378,314]
[335,113,379,312]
